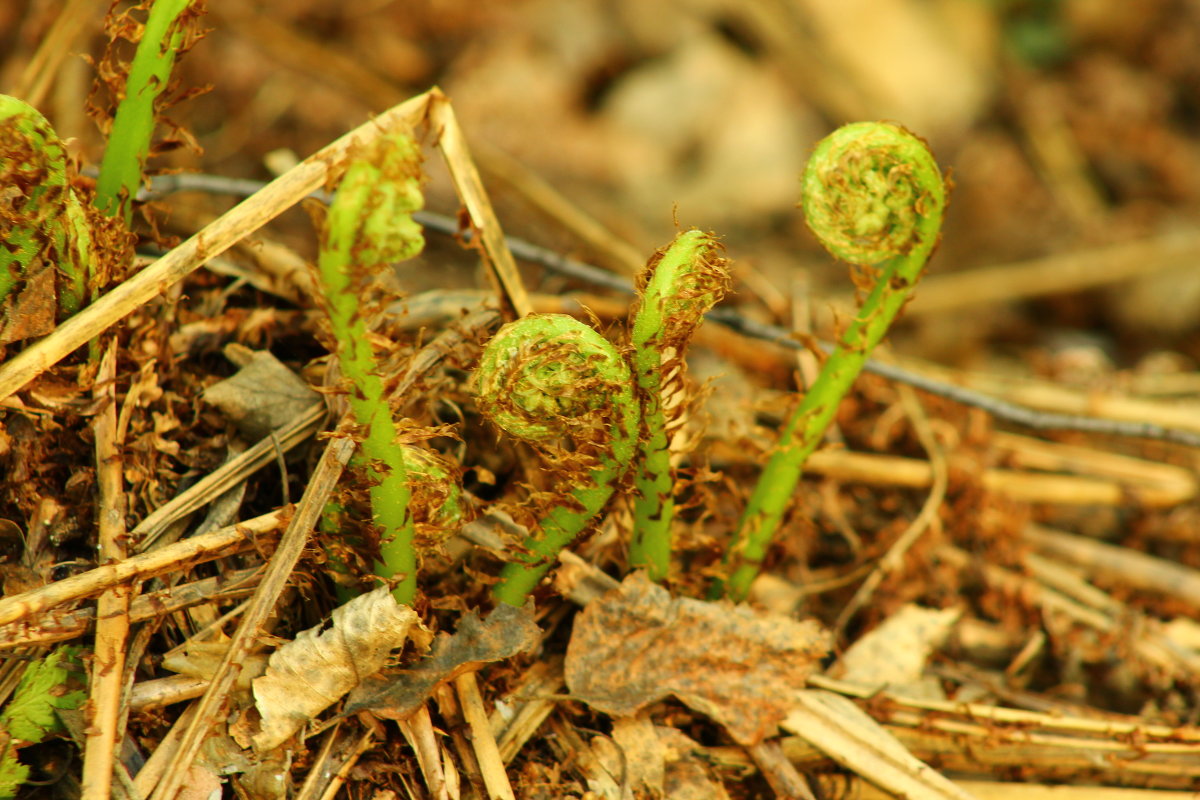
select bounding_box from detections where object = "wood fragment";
[454,671,516,800]
[81,341,131,800]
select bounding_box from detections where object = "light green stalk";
[628,229,729,580]
[0,95,92,317]
[317,130,426,605]
[474,314,639,606]
[715,122,948,601]
[95,0,195,224]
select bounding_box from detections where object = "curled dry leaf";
[252,587,430,751]
[565,573,831,745]
[834,604,962,697]
[202,345,322,442]
[344,603,541,720]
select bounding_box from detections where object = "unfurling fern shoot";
[716,121,948,601]
[474,314,639,606]
[317,130,456,605]
[0,95,92,318]
[628,230,730,580]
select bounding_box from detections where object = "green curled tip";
[475,314,636,458]
[474,313,639,605]
[801,121,945,266]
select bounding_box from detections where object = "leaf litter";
[5,3,1200,799]
[565,573,830,747]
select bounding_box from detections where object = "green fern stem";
[0,95,92,317]
[474,314,639,606]
[318,131,425,605]
[95,0,195,224]
[628,229,730,580]
[715,122,948,601]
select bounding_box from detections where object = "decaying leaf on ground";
[252,586,429,751]
[344,602,540,721]
[565,572,831,745]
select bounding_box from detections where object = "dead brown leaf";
[252,587,429,751]
[344,602,540,721]
[0,262,57,344]
[202,344,321,442]
[565,573,831,745]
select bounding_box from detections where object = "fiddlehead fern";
[318,129,452,605]
[474,314,639,606]
[628,229,730,580]
[0,95,92,320]
[715,121,948,601]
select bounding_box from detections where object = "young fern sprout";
[474,314,639,606]
[318,129,458,605]
[715,121,948,601]
[0,95,92,318]
[628,229,730,580]
[95,0,198,224]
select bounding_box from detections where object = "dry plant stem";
[936,544,1200,676]
[318,727,376,800]
[747,740,818,800]
[292,722,342,800]
[0,88,526,404]
[489,657,566,765]
[803,675,1200,782]
[718,121,947,601]
[397,706,449,800]
[839,780,1200,800]
[12,0,99,106]
[709,436,1194,508]
[148,435,356,800]
[129,675,208,713]
[131,702,197,799]
[81,342,130,800]
[1024,524,1200,607]
[0,567,261,649]
[427,95,532,318]
[0,510,283,628]
[476,141,646,275]
[874,230,1200,317]
[133,402,324,551]
[833,384,947,632]
[455,672,517,800]
[782,690,975,800]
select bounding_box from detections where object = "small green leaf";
[0,646,86,743]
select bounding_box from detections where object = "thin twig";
[455,671,517,800]
[0,510,284,628]
[834,383,948,634]
[136,170,1200,449]
[81,341,132,800]
[149,433,356,800]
